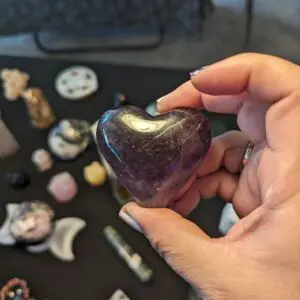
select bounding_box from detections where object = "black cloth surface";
[0,56,235,300]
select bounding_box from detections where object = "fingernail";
[189,66,208,76]
[119,209,142,233]
[156,96,165,111]
[156,96,164,104]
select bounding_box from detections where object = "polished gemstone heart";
[96,105,211,207]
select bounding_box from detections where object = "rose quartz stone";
[47,172,78,203]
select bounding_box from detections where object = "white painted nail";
[156,96,165,103]
[119,210,142,233]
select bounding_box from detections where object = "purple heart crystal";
[96,105,211,207]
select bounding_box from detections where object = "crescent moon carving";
[0,204,19,245]
[49,217,86,262]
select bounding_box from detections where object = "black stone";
[5,171,30,190]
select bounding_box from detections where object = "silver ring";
[241,142,254,171]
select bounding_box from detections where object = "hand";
[120,53,300,300]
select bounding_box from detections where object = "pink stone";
[47,172,78,203]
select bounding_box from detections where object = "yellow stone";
[83,161,107,187]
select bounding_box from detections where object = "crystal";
[48,119,90,160]
[22,88,56,129]
[31,148,53,172]
[96,105,211,208]
[1,68,30,101]
[5,171,30,190]
[103,225,153,283]
[9,201,54,244]
[49,217,86,262]
[83,161,107,187]
[47,172,78,203]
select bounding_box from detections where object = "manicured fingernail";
[156,96,165,111]
[189,66,208,76]
[156,96,164,104]
[119,209,142,233]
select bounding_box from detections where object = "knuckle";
[149,237,167,259]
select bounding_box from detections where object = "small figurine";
[83,161,106,187]
[48,119,90,160]
[55,66,98,100]
[1,68,30,101]
[5,171,30,190]
[47,172,78,203]
[22,88,56,129]
[9,201,54,245]
[0,278,31,300]
[31,148,53,172]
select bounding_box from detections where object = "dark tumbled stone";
[5,171,30,190]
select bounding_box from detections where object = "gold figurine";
[22,88,56,129]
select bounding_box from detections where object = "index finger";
[157,53,300,113]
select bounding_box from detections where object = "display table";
[0,56,236,300]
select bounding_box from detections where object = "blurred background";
[0,0,299,67]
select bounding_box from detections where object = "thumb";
[119,202,224,286]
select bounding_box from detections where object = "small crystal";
[47,172,78,203]
[5,171,30,190]
[22,88,56,129]
[83,161,106,187]
[31,148,53,172]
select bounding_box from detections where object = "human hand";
[120,53,300,299]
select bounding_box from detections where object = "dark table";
[0,56,236,300]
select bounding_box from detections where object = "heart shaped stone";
[96,105,211,207]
